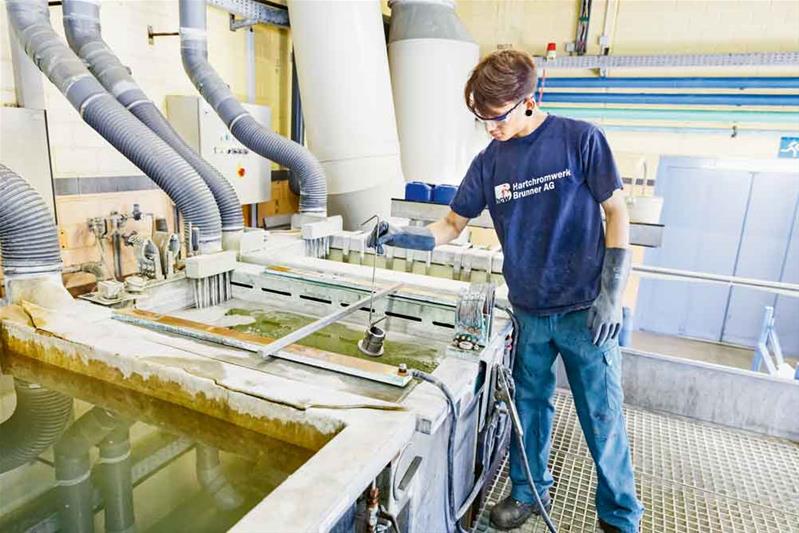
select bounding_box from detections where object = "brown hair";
[464,49,537,118]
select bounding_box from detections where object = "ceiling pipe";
[539,106,799,124]
[61,0,244,248]
[541,92,799,106]
[539,76,799,89]
[6,0,223,254]
[533,51,799,69]
[600,125,799,137]
[179,0,327,217]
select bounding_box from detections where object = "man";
[370,50,643,532]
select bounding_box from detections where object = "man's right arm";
[428,210,470,245]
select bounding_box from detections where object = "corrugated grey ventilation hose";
[62,0,243,234]
[0,163,62,276]
[0,380,74,474]
[0,165,73,474]
[6,0,223,253]
[179,0,327,216]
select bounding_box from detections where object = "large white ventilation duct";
[288,0,404,230]
[389,0,483,185]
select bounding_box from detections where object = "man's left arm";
[587,188,631,346]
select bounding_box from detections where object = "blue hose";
[542,92,799,106]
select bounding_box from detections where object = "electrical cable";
[494,304,557,533]
[497,368,557,533]
[410,369,469,533]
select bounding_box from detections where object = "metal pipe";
[258,283,403,357]
[541,92,799,106]
[195,444,244,511]
[289,52,304,196]
[600,125,799,137]
[539,76,799,89]
[112,232,123,280]
[632,265,799,298]
[533,51,799,69]
[96,426,135,533]
[54,408,123,533]
[539,106,799,124]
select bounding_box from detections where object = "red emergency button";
[237,167,246,177]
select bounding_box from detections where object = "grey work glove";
[587,248,631,346]
[367,221,436,255]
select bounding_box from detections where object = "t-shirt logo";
[495,183,512,203]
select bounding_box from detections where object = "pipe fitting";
[195,444,244,511]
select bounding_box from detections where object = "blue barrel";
[432,184,458,205]
[619,307,633,347]
[405,181,433,202]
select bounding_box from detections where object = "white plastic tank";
[388,0,485,185]
[287,0,404,230]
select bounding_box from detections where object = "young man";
[370,50,643,532]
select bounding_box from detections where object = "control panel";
[166,95,271,205]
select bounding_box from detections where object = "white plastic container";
[288,0,404,229]
[388,0,484,185]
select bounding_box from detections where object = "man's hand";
[587,247,630,346]
[367,221,436,255]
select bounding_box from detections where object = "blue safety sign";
[779,137,799,158]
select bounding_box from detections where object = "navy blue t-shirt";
[450,115,622,315]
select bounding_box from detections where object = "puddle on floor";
[226,308,442,373]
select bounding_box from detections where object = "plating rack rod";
[258,282,403,357]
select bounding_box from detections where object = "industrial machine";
[114,230,514,531]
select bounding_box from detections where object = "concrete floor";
[630,330,798,372]
[472,391,799,533]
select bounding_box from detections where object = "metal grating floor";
[472,392,799,533]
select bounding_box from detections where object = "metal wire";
[472,392,799,533]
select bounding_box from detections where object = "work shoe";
[597,519,621,533]
[489,494,552,531]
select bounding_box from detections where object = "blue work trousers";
[508,308,644,533]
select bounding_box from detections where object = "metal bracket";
[208,0,289,28]
[147,25,179,45]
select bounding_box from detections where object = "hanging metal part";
[208,0,289,28]
[258,282,403,357]
[358,324,386,358]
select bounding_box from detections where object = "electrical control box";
[166,95,271,205]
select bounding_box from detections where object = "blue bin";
[432,184,458,205]
[405,181,433,202]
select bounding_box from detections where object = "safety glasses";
[473,97,527,125]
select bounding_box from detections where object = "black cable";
[497,369,558,533]
[494,305,557,532]
[410,369,469,533]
